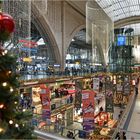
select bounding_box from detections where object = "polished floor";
[126,84,140,139]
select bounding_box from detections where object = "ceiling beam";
[114,16,140,28]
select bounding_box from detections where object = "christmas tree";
[0,9,36,140]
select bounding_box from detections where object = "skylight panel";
[98,0,109,9]
[116,14,126,19]
[96,0,140,21]
[113,2,122,11]
[131,10,140,16]
[123,7,130,14]
[130,5,139,11]
[131,0,138,5]
[115,8,125,16]
[120,1,128,8]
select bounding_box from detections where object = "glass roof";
[95,0,140,21]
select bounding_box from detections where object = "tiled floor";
[127,96,140,133]
[126,85,140,139]
[127,95,140,139]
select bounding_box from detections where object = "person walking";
[54,119,59,132]
[60,121,65,136]
[70,94,73,103]
[135,84,138,95]
[123,132,127,140]
[131,137,134,140]
[135,77,139,95]
[115,132,120,140]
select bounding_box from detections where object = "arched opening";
[65,29,93,74]
[114,16,140,28]
[2,0,61,79]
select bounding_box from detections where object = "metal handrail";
[111,92,135,139]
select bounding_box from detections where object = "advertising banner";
[82,90,95,131]
[123,77,130,96]
[105,90,114,113]
[40,84,51,122]
[105,76,112,90]
[93,78,100,91]
[117,83,123,92]
[123,82,130,96]
[75,80,82,108]
[105,77,114,113]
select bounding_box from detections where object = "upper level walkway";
[125,82,140,139]
[112,80,140,139]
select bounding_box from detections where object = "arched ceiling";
[95,0,140,22]
[122,23,140,35]
[114,16,140,28]
[70,29,91,49]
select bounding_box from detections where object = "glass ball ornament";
[0,12,15,33]
[0,12,15,41]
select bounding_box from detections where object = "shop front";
[89,112,117,139]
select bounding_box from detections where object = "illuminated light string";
[1,82,14,92]
[0,128,3,133]
[1,49,8,55]
[2,0,32,59]
[9,120,20,129]
[0,104,4,109]
[2,82,7,87]
[9,120,13,124]
[8,71,12,74]
[10,87,14,92]
[14,101,17,104]
[15,124,19,128]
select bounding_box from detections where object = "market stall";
[89,128,112,140]
[94,112,117,137]
[74,108,83,123]
[95,112,117,127]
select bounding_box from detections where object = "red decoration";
[19,39,37,48]
[0,12,15,33]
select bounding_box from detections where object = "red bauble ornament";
[0,12,15,33]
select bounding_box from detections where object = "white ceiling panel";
[95,0,140,21]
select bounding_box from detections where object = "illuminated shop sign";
[23,57,32,62]
[24,81,38,85]
[19,39,37,48]
[117,35,126,46]
[20,47,37,53]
